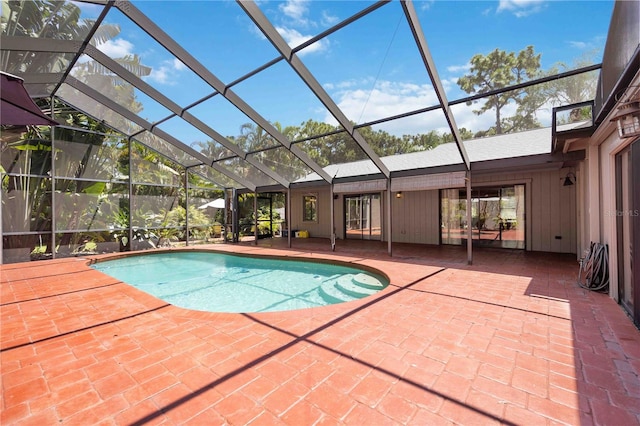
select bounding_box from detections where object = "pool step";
[351,273,385,290]
[319,280,357,303]
[335,275,378,298]
[319,273,384,303]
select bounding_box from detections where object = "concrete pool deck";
[2,239,639,425]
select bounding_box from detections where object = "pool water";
[91,251,389,313]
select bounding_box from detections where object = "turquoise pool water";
[91,251,389,313]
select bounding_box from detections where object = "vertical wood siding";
[288,167,577,253]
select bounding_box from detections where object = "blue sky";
[76,0,614,145]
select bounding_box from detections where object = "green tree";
[457,46,541,134]
[545,52,599,123]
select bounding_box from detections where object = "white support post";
[254,191,258,245]
[387,179,392,256]
[466,171,473,265]
[330,184,336,251]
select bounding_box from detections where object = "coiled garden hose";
[577,242,610,292]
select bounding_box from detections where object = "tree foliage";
[457,46,542,134]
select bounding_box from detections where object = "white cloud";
[172,58,186,71]
[322,75,555,137]
[450,103,502,133]
[447,63,471,74]
[418,0,436,12]
[321,10,339,27]
[279,0,310,26]
[147,59,186,85]
[276,26,327,55]
[324,80,446,134]
[96,38,134,58]
[322,78,542,136]
[497,0,546,17]
[567,41,587,49]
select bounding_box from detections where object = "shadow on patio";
[1,239,639,425]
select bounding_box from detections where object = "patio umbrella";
[1,71,58,126]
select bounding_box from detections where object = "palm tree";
[1,1,153,255]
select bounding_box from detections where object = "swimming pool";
[91,251,389,313]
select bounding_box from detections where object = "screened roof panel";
[293,131,371,168]
[131,0,282,85]
[255,0,379,48]
[0,0,617,191]
[299,1,436,126]
[247,146,315,184]
[416,1,611,102]
[93,6,214,108]
[327,159,381,181]
[214,157,279,189]
[188,95,281,152]
[1,50,76,87]
[363,108,452,156]
[384,143,464,173]
[154,116,235,161]
[191,164,241,190]
[2,0,89,40]
[448,75,596,137]
[56,83,144,135]
[69,55,175,123]
[231,60,341,136]
[133,131,202,168]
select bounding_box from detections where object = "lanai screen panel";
[361,108,456,158]
[298,2,435,126]
[417,1,611,124]
[0,51,75,95]
[92,5,214,110]
[214,157,280,189]
[154,116,236,162]
[254,0,377,46]
[246,146,315,184]
[190,165,241,190]
[292,131,382,182]
[132,0,282,85]
[56,84,145,136]
[1,0,85,87]
[68,55,174,124]
[133,132,202,169]
[449,71,599,139]
[188,95,281,153]
[232,61,344,141]
[54,132,127,181]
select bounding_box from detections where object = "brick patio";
[2,239,639,425]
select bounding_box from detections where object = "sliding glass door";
[616,141,637,325]
[344,194,381,240]
[441,185,525,249]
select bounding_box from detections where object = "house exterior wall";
[391,190,440,245]
[473,168,577,254]
[288,167,578,254]
[288,188,333,238]
[593,129,637,303]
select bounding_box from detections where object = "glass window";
[303,194,317,223]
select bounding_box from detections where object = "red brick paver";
[2,240,639,425]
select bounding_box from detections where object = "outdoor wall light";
[563,172,576,186]
[395,191,403,199]
[610,100,640,139]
